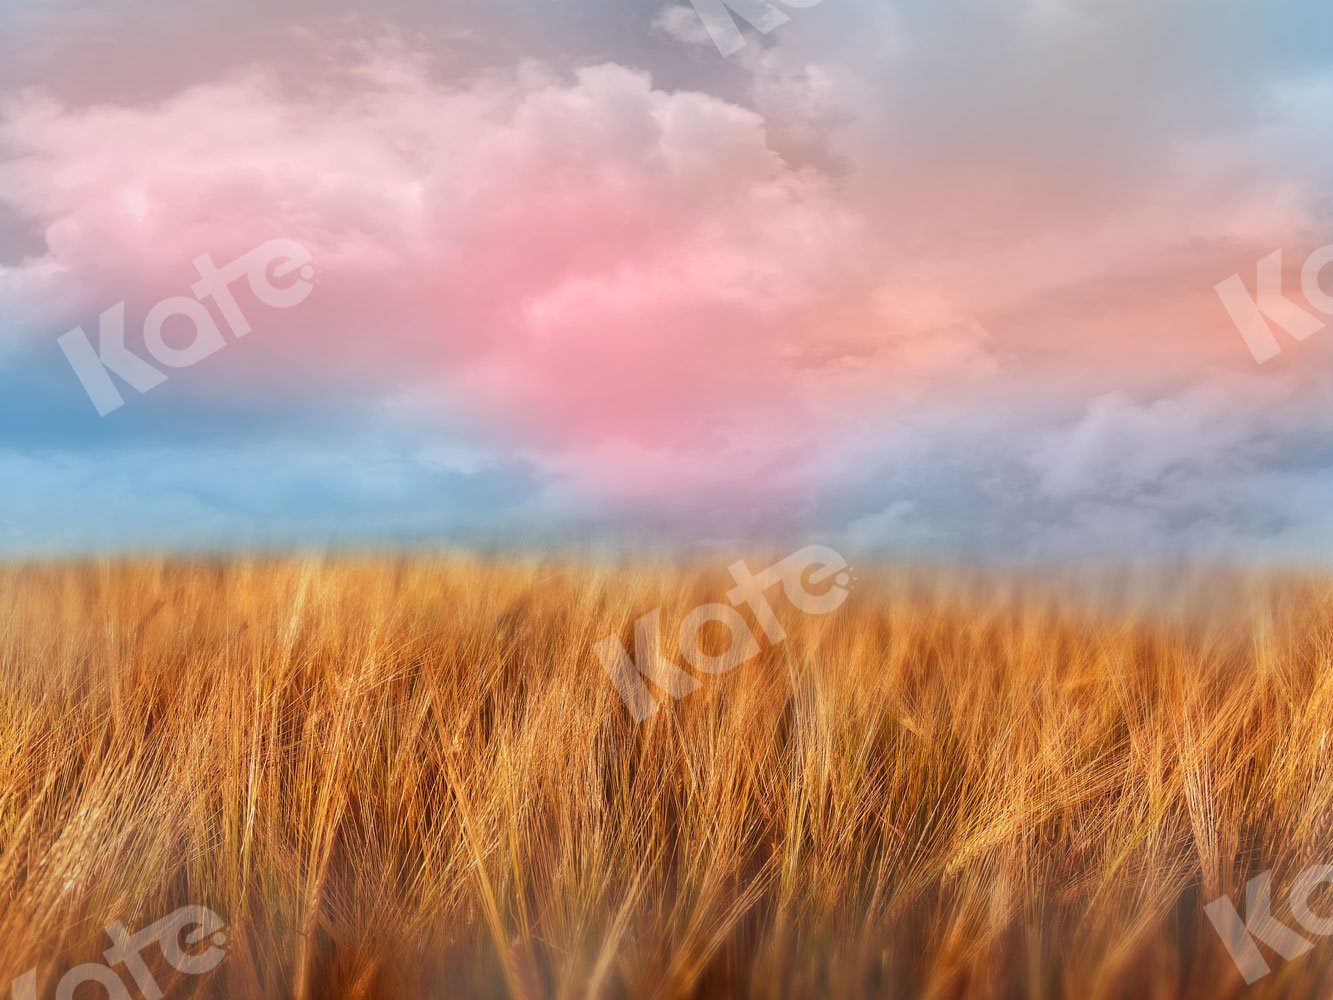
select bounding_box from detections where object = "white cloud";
[1027,385,1264,502]
[651,4,716,50]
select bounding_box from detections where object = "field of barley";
[0,555,1331,998]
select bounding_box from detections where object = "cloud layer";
[1,0,1332,559]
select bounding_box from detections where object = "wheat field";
[0,555,1330,998]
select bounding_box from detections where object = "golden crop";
[0,556,1330,998]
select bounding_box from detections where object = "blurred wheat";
[0,555,1331,998]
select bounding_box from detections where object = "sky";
[2,0,1333,561]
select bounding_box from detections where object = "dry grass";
[0,554,1331,998]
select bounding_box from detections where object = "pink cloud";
[0,47,994,510]
[4,39,1322,518]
